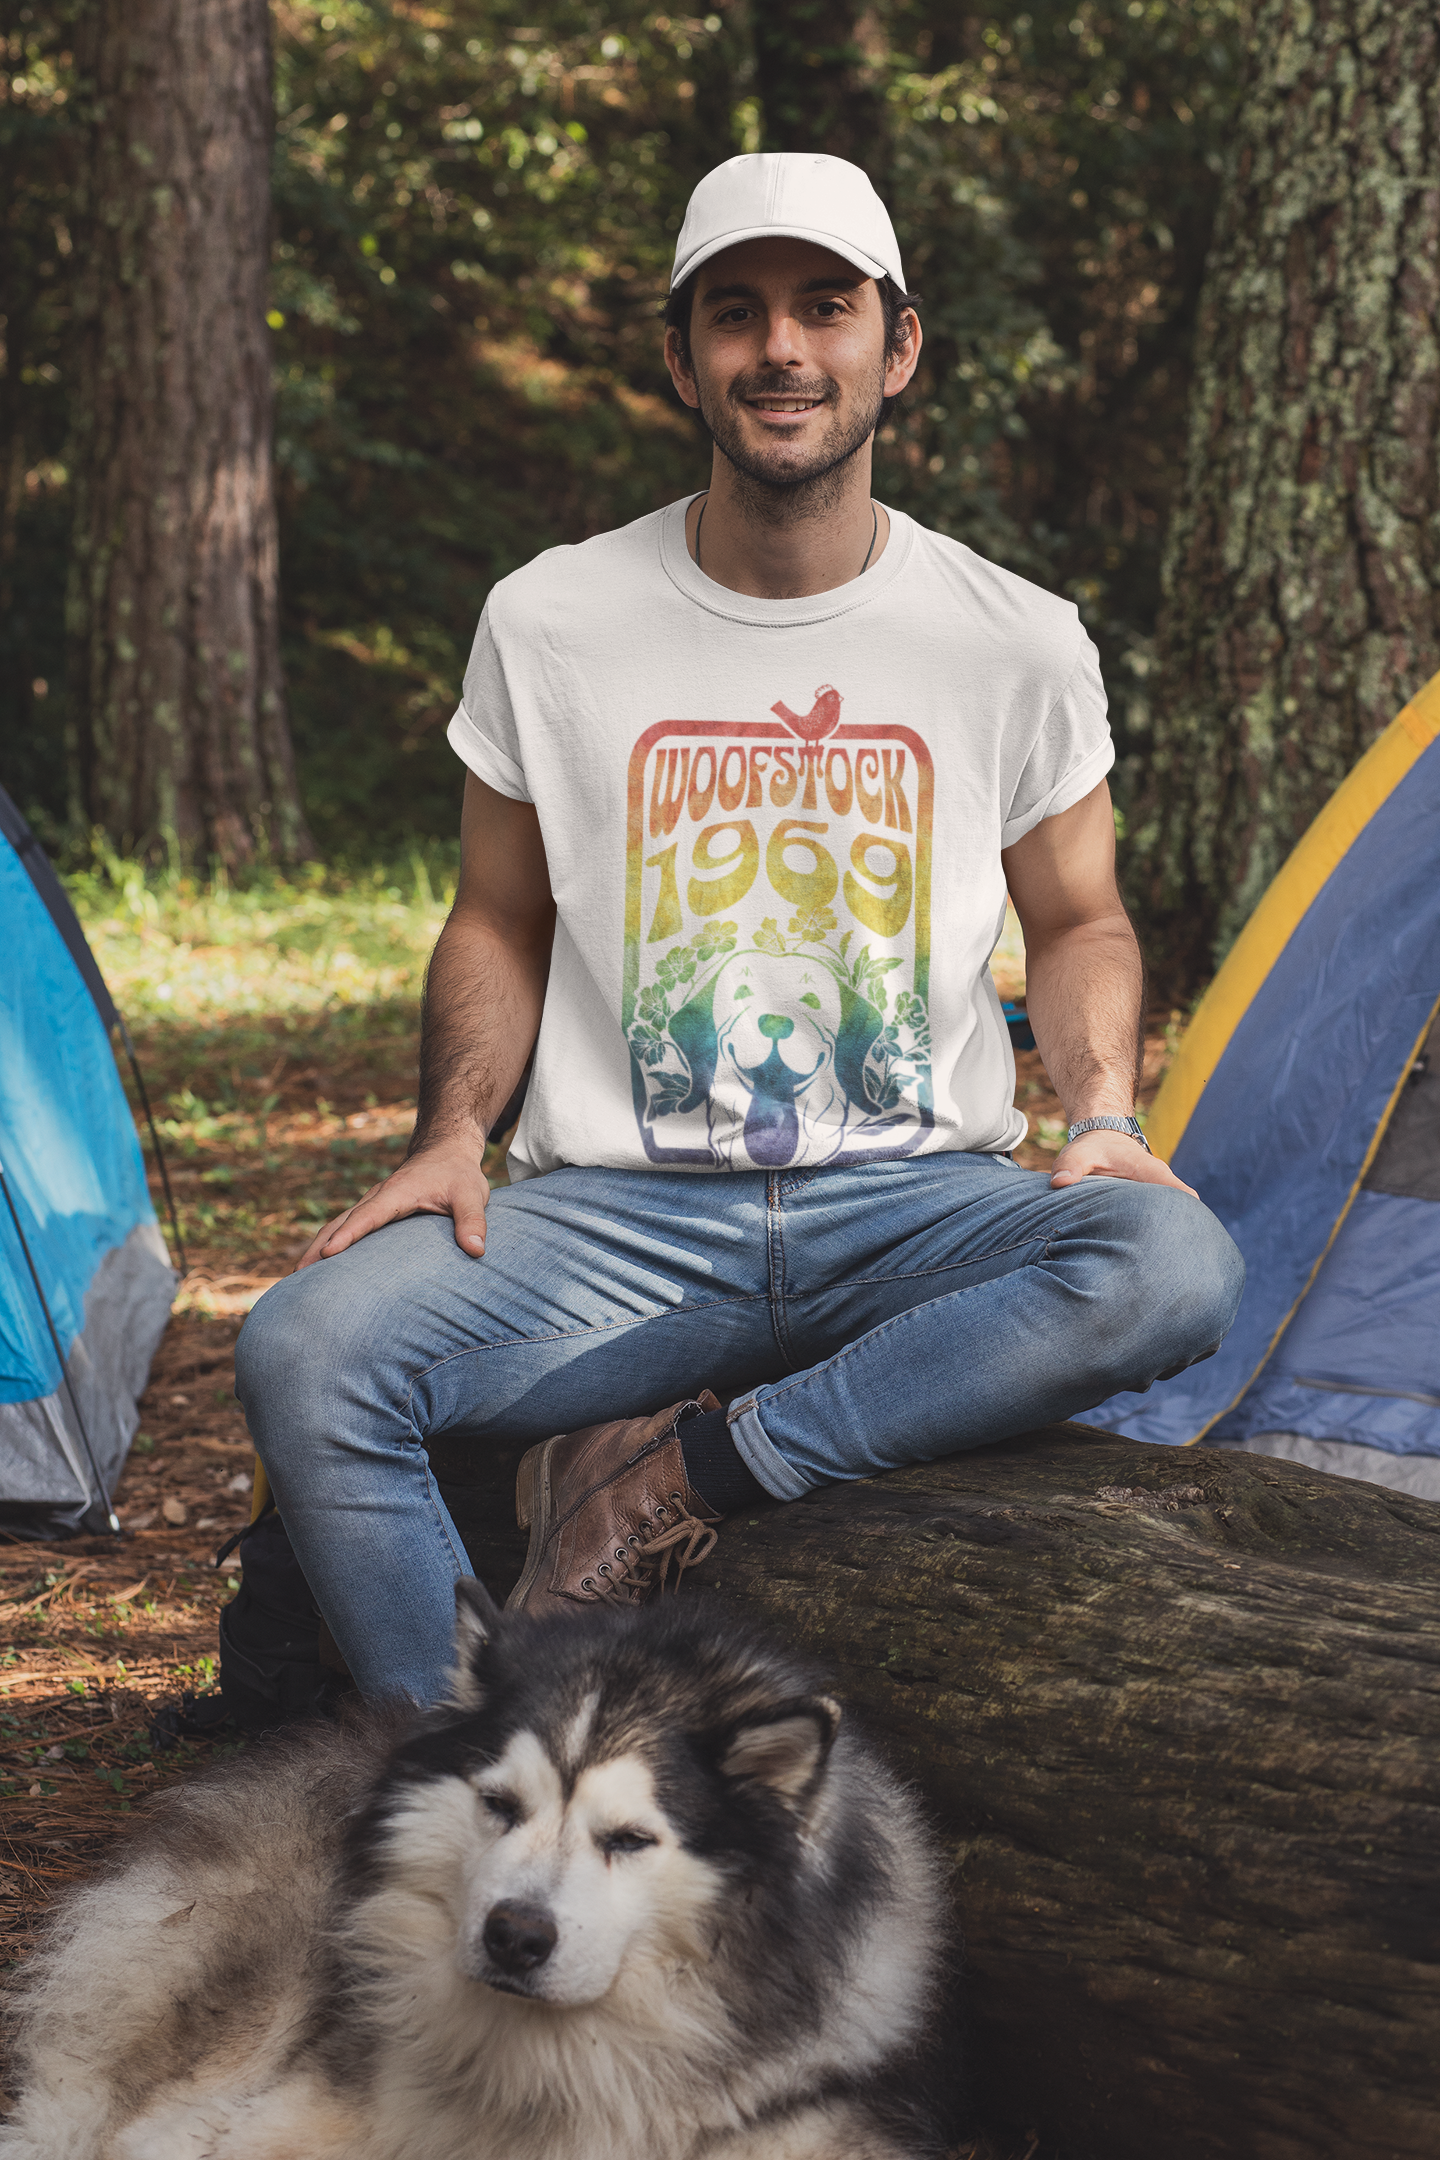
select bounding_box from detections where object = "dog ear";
[720,1695,841,1804]
[447,1578,502,1711]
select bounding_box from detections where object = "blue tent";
[1085,675,1440,1496]
[0,790,177,1535]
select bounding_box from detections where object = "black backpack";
[154,1440,523,1748]
[215,1505,353,1731]
[153,1505,350,1748]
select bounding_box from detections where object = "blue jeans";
[235,1155,1243,1702]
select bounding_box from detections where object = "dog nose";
[757,1013,794,1040]
[482,1901,558,1974]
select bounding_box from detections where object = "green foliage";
[265,1,743,851]
[877,1,1244,803]
[67,842,457,1024]
[3,1,1244,857]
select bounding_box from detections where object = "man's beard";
[694,365,887,520]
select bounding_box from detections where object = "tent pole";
[117,1016,187,1277]
[0,1159,121,1536]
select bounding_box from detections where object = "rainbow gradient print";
[623,682,934,1169]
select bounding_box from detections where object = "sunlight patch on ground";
[67,852,456,1022]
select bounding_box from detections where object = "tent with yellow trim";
[1085,674,1440,1496]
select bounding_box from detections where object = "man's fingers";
[1160,1167,1200,1199]
[443,1166,492,1255]
[1050,1146,1198,1198]
[292,1153,492,1270]
[293,1185,389,1270]
[295,1209,355,1270]
[451,1207,488,1255]
[1117,1152,1199,1198]
[317,1183,402,1257]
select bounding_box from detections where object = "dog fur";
[0,1587,951,2160]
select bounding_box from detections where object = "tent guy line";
[114,1015,187,1278]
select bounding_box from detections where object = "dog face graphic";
[708,953,850,1167]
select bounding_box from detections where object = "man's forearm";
[1021,914,1144,1121]
[411,904,552,1153]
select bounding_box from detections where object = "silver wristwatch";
[1065,1114,1151,1154]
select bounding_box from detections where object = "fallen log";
[437,1422,1440,2160]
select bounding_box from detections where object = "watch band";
[1065,1114,1152,1154]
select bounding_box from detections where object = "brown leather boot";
[506,1392,724,1616]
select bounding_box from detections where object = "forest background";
[6,14,1440,2122]
[4,0,1241,882]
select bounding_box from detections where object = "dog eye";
[599,1828,657,1859]
[482,1792,521,1831]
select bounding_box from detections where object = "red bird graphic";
[771,684,843,742]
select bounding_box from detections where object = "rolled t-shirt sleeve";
[446,603,533,803]
[999,632,1114,849]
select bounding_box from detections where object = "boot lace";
[583,1496,718,1602]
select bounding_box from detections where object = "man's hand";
[1048,1129,1197,1197]
[293,773,553,1274]
[1003,782,1199,1202]
[295,1131,493,1269]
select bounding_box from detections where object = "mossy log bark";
[444,1422,1440,2160]
[1131,0,1440,986]
[66,0,311,864]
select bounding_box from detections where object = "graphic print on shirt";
[623,685,934,1168]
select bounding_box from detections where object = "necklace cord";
[859,502,878,574]
[693,495,880,581]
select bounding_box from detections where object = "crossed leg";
[235,1154,1242,1700]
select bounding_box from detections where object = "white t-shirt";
[448,498,1113,1182]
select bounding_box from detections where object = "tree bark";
[441,1423,1440,2160]
[66,0,312,864]
[752,0,887,164]
[1129,0,1440,987]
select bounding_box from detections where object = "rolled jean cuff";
[727,1394,814,1502]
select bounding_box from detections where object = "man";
[236,155,1243,1703]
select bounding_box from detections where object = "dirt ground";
[0,980,1175,2157]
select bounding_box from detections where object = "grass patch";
[63,848,493,1304]
[68,844,458,1026]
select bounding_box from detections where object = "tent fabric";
[1,1225,176,1523]
[0,834,161,1400]
[1083,672,1440,1465]
[0,792,175,1530]
[1222,1188,1440,1452]
[0,788,117,1033]
[1221,1431,1440,1502]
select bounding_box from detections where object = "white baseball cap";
[670,153,906,293]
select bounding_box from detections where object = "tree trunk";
[1129,0,1440,987]
[753,0,887,163]
[66,0,312,865]
[441,1423,1440,2160]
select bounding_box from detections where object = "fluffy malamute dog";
[1,1585,951,2160]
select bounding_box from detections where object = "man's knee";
[233,1266,337,1423]
[1080,1180,1245,1372]
[1145,1188,1244,1346]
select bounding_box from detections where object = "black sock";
[679,1406,767,1516]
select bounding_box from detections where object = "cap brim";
[670,224,896,293]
